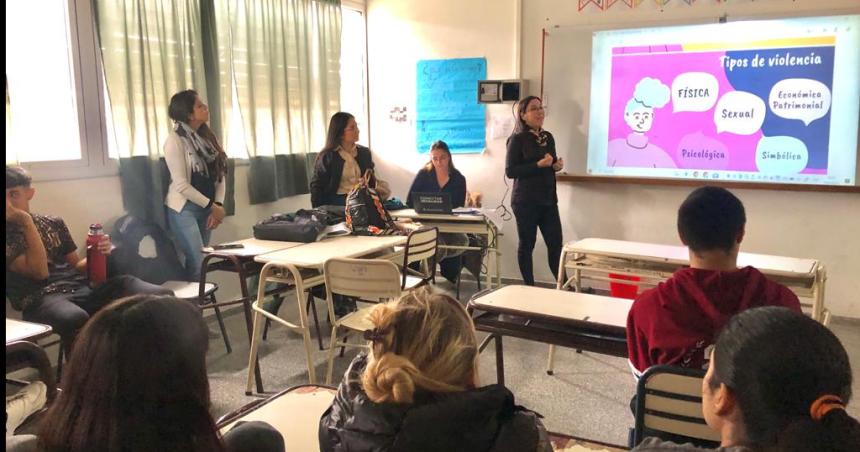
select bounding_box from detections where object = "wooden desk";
[201,238,305,393]
[468,286,631,385]
[218,384,336,450]
[548,431,628,451]
[558,238,828,324]
[391,208,501,288]
[246,235,407,391]
[218,383,628,452]
[6,319,53,345]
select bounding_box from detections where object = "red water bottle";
[87,224,108,286]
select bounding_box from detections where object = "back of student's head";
[361,288,478,404]
[40,294,223,452]
[677,186,746,253]
[710,306,859,451]
[6,165,32,189]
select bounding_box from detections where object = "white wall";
[365,0,860,318]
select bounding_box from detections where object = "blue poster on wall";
[416,57,486,154]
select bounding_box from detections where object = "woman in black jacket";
[310,112,383,207]
[505,96,564,286]
[406,140,469,283]
[319,288,551,452]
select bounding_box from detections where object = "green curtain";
[94,0,235,226]
[223,0,342,204]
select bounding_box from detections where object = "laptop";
[413,192,453,215]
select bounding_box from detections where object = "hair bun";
[362,353,418,404]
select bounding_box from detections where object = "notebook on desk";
[413,192,453,215]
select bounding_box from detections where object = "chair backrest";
[6,341,58,403]
[324,258,403,302]
[400,227,438,287]
[633,365,721,447]
[111,214,186,284]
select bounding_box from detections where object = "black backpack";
[345,170,395,235]
[111,215,186,284]
[253,211,326,243]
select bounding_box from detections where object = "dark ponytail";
[710,307,860,451]
[773,410,860,452]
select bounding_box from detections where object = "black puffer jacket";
[319,354,552,452]
[309,145,375,207]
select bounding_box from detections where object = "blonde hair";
[361,288,478,404]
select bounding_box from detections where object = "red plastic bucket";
[609,273,640,299]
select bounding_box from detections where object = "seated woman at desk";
[634,306,860,451]
[310,112,390,207]
[406,140,469,283]
[320,288,552,452]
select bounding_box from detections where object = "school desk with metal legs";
[245,235,406,393]
[545,237,828,374]
[556,238,828,323]
[467,285,632,386]
[201,238,305,393]
[390,209,502,289]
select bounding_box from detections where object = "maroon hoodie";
[626,266,800,377]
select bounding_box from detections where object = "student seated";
[406,140,469,283]
[634,306,860,451]
[5,166,172,352]
[626,186,801,378]
[310,112,390,207]
[319,288,552,452]
[37,294,284,452]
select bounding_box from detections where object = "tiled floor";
[203,280,860,446]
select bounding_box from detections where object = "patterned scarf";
[176,122,218,176]
[529,127,549,147]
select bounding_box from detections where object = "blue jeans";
[168,202,212,281]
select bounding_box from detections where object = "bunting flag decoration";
[620,0,645,8]
[578,0,605,11]
[681,0,696,4]
[606,0,621,10]
[654,0,671,7]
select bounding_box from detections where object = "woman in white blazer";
[164,90,227,280]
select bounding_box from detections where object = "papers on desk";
[317,222,352,241]
[479,208,504,232]
[452,207,480,215]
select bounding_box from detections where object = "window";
[5,0,114,179]
[340,6,369,147]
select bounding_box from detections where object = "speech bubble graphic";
[714,91,766,135]
[769,78,832,126]
[672,72,719,113]
[755,136,808,174]
[675,132,730,170]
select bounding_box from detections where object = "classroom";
[6,0,860,451]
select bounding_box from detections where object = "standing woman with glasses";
[164,90,227,281]
[505,96,564,286]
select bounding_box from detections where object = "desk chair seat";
[632,365,720,448]
[396,227,438,291]
[323,258,404,384]
[160,279,228,352]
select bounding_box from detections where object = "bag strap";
[362,168,377,188]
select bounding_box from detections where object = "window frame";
[13,0,369,180]
[13,0,117,182]
[340,2,371,149]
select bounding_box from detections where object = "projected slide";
[587,15,860,186]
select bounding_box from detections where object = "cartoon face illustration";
[625,105,654,133]
[623,77,670,134]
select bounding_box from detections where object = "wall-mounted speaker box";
[478,79,528,104]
